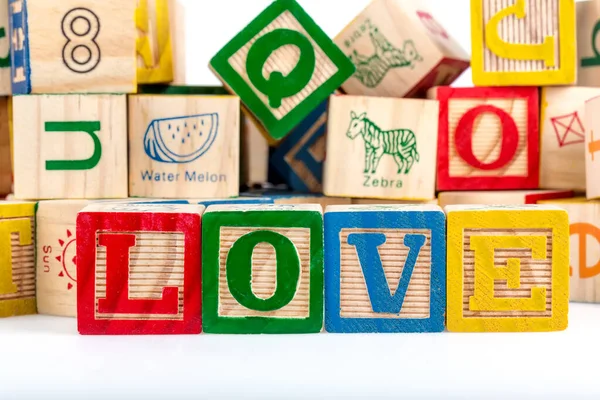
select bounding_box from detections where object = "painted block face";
[432,86,539,191]
[12,94,128,200]
[325,205,446,333]
[0,98,11,196]
[8,0,136,94]
[209,0,355,141]
[241,113,269,187]
[133,197,274,206]
[77,203,204,335]
[202,204,324,333]
[129,95,239,199]
[438,190,574,208]
[470,0,576,86]
[136,0,173,84]
[585,96,600,199]
[0,0,11,95]
[324,95,439,200]
[576,0,600,87]
[446,205,569,332]
[335,0,469,98]
[540,87,600,191]
[0,201,36,317]
[270,98,328,193]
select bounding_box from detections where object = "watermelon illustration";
[143,113,219,163]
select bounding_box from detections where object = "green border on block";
[202,209,324,334]
[209,0,355,141]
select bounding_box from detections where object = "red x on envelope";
[550,111,586,147]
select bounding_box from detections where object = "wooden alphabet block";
[431,86,539,191]
[133,197,274,206]
[325,205,446,333]
[0,201,36,317]
[0,97,11,196]
[324,95,439,200]
[540,87,600,190]
[576,0,600,87]
[136,0,173,84]
[470,0,576,86]
[77,202,204,335]
[8,0,136,94]
[0,0,11,95]
[241,113,269,188]
[446,205,569,332]
[270,98,328,193]
[169,0,185,85]
[334,0,469,98]
[13,94,128,200]
[585,95,600,199]
[202,204,323,333]
[438,190,574,208]
[209,0,355,141]
[129,94,239,198]
[351,198,438,205]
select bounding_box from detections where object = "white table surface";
[0,303,599,399]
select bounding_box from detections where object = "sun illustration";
[56,229,77,290]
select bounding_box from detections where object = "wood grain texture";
[446,205,569,332]
[324,95,439,200]
[12,94,128,200]
[334,0,469,98]
[471,0,576,85]
[272,194,351,208]
[438,190,574,208]
[324,204,445,332]
[576,0,600,87]
[540,87,600,190]
[0,98,11,195]
[0,0,10,95]
[241,113,269,187]
[351,198,438,205]
[136,0,173,83]
[77,202,203,335]
[585,95,600,199]
[432,86,539,191]
[11,0,136,94]
[0,201,36,317]
[539,198,600,303]
[202,204,323,333]
[168,0,185,84]
[128,95,239,199]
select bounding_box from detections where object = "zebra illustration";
[346,111,420,174]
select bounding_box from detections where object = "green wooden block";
[202,204,324,333]
[209,0,355,141]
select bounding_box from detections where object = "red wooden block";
[76,203,204,335]
[431,86,539,191]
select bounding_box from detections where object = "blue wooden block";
[270,99,328,193]
[324,205,446,333]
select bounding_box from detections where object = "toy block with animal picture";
[202,204,324,334]
[0,97,11,196]
[12,94,128,200]
[576,0,600,87]
[136,0,173,84]
[538,198,600,303]
[430,86,539,191]
[438,190,574,208]
[446,204,569,332]
[77,202,204,335]
[128,94,240,199]
[470,0,576,86]
[323,95,439,201]
[540,87,600,190]
[241,113,269,188]
[8,0,136,94]
[209,0,355,141]
[324,205,446,333]
[0,201,36,318]
[0,0,11,95]
[585,95,600,199]
[334,0,470,98]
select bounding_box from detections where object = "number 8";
[61,8,101,74]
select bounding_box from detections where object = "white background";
[2,1,599,399]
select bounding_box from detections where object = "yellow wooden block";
[584,95,600,199]
[471,0,576,86]
[576,0,600,87]
[540,87,600,190]
[446,205,569,332]
[0,201,36,317]
[136,0,174,84]
[168,0,185,84]
[0,98,11,196]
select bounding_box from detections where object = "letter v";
[347,233,426,314]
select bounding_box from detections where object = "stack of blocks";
[5,0,600,335]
